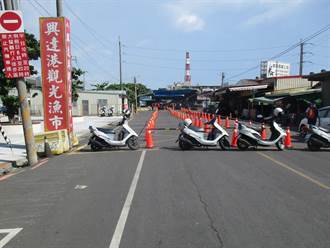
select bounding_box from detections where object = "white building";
[3,88,127,117]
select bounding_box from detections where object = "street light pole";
[4,0,38,165]
[118,36,124,109]
[134,76,138,112]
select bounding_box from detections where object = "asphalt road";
[0,111,329,248]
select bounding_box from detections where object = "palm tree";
[92,82,109,91]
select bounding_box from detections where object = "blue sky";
[19,0,330,89]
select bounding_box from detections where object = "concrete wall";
[3,89,126,117]
[275,77,318,91]
[72,91,125,116]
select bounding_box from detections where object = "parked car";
[299,106,330,136]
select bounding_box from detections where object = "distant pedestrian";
[305,103,318,126]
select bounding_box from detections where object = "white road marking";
[109,150,146,248]
[74,185,88,190]
[0,228,23,248]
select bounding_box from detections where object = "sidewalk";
[0,116,122,169]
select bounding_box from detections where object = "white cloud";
[176,13,205,32]
[244,0,304,26]
[164,1,206,32]
[163,0,307,30]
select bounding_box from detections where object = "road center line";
[257,152,330,190]
[109,150,147,248]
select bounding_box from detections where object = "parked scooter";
[305,125,330,151]
[177,116,230,150]
[237,108,287,151]
[99,106,113,117]
[88,109,139,151]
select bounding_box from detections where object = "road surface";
[0,111,329,248]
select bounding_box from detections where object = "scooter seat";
[96,127,116,134]
[188,125,204,132]
[318,127,330,133]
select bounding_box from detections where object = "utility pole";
[221,72,225,87]
[56,0,63,17]
[134,76,138,113]
[4,0,38,165]
[118,36,124,108]
[299,40,304,76]
[3,0,12,9]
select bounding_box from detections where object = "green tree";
[71,67,85,102]
[105,83,150,107]
[91,82,109,91]
[0,32,40,122]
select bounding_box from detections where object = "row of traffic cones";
[145,110,159,149]
[168,108,234,130]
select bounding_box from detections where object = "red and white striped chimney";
[184,51,191,85]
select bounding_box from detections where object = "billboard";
[0,11,30,79]
[40,17,72,134]
[260,61,290,78]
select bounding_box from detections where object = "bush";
[1,96,19,123]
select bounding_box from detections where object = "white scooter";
[177,117,230,150]
[237,121,286,150]
[306,125,330,151]
[237,109,287,151]
[88,110,139,151]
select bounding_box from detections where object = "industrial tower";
[184,52,191,86]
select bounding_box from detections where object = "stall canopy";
[249,97,284,105]
[250,88,321,105]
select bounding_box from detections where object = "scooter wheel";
[91,143,102,152]
[179,140,192,150]
[276,138,285,151]
[127,136,139,150]
[219,137,230,150]
[307,136,321,151]
[237,138,249,151]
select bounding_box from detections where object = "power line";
[227,24,330,80]
[64,1,116,49]
[123,61,253,72]
[123,44,290,53]
[26,0,119,82]
[30,0,52,16]
[122,52,260,62]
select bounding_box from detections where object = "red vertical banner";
[40,17,72,133]
[64,18,73,134]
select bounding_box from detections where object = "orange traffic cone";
[261,123,267,140]
[145,129,154,149]
[231,127,238,147]
[204,123,210,133]
[217,115,222,125]
[198,118,203,128]
[285,127,293,148]
[194,118,197,126]
[225,116,230,129]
